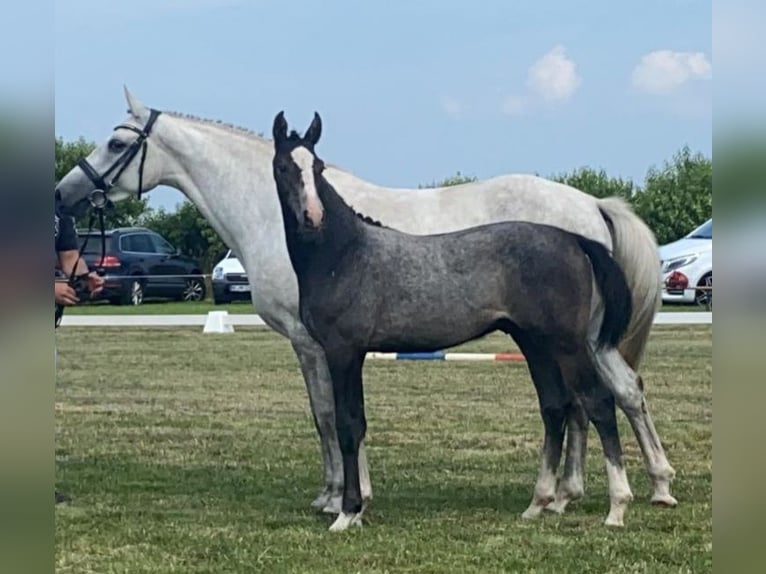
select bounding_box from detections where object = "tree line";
[56,136,711,272]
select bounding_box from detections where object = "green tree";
[550,167,637,200]
[140,201,227,273]
[633,145,712,245]
[418,171,478,188]
[55,136,150,228]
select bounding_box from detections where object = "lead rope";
[56,197,107,327]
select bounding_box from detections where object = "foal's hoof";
[322,495,343,515]
[651,493,678,508]
[328,512,363,532]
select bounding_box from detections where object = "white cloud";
[631,50,712,95]
[440,95,462,119]
[526,45,581,102]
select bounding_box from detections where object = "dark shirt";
[55,208,78,277]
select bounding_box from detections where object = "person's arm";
[55,213,104,295]
[58,248,89,277]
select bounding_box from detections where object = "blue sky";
[54,0,712,212]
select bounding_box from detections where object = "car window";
[76,235,114,254]
[121,233,157,253]
[687,219,712,239]
[151,233,176,255]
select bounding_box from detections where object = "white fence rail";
[60,311,711,330]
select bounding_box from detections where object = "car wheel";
[120,278,144,306]
[182,278,206,302]
[694,273,712,308]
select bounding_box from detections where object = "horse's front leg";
[290,334,373,514]
[326,349,368,532]
[290,337,343,512]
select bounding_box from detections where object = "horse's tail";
[575,234,633,350]
[596,197,662,368]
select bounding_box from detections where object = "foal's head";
[272,111,326,230]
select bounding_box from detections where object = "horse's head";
[271,111,325,229]
[55,86,168,216]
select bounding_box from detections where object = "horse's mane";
[168,114,385,228]
[163,110,268,140]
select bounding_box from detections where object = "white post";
[203,310,235,334]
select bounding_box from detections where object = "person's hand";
[55,281,79,306]
[87,271,105,296]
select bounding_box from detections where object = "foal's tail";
[575,235,633,349]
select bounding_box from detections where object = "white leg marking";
[291,147,324,227]
[603,458,633,527]
[522,459,557,519]
[358,440,373,501]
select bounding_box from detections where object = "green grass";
[66,299,707,315]
[66,299,255,315]
[54,326,712,573]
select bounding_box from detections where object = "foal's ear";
[304,112,322,146]
[272,111,288,144]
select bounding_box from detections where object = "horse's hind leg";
[592,345,677,507]
[513,335,569,519]
[558,350,634,527]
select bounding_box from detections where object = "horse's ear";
[123,85,149,121]
[273,111,288,144]
[304,112,322,146]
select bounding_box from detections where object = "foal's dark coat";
[271,112,633,518]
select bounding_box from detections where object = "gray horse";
[271,111,641,532]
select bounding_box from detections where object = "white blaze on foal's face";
[291,146,324,227]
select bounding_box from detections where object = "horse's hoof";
[651,493,678,508]
[604,515,625,527]
[322,495,343,514]
[544,500,567,515]
[311,491,331,510]
[521,505,544,520]
[328,512,363,532]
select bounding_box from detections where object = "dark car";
[76,227,206,305]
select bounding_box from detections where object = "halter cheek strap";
[76,108,161,200]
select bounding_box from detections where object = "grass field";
[54,326,712,573]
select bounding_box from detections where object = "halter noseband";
[76,108,161,201]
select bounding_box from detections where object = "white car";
[658,219,712,306]
[211,249,252,304]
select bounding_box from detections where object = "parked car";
[211,249,252,304]
[658,218,712,306]
[76,227,206,305]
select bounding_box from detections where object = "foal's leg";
[513,337,569,519]
[591,345,677,507]
[558,351,634,527]
[546,402,589,514]
[290,336,373,514]
[326,349,368,532]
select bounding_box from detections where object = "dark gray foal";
[270,111,639,531]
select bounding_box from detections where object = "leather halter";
[76,108,161,201]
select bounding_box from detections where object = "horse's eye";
[108,139,127,153]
